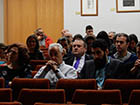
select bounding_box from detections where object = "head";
[48,43,64,65]
[61,29,73,43]
[91,39,109,69]
[108,32,116,40]
[85,25,94,36]
[34,28,45,40]
[84,35,96,55]
[57,37,69,53]
[73,34,84,42]
[26,34,39,51]
[72,38,87,58]
[6,43,30,65]
[136,42,140,59]
[115,33,129,55]
[96,31,111,48]
[128,34,138,50]
[0,43,6,59]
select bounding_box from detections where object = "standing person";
[34,43,77,88]
[0,43,32,87]
[34,28,53,49]
[26,34,44,60]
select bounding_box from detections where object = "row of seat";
[0,88,140,105]
[0,102,86,105]
[1,78,140,103]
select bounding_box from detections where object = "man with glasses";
[34,28,53,49]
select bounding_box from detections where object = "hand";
[134,59,140,68]
[46,60,58,72]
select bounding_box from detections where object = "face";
[63,33,73,42]
[49,46,63,65]
[7,47,19,63]
[86,29,93,36]
[72,40,86,57]
[59,40,69,52]
[136,46,140,59]
[129,40,136,49]
[36,29,44,40]
[27,38,36,49]
[108,32,114,40]
[115,36,129,53]
[0,49,4,58]
[91,48,107,69]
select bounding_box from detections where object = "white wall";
[64,0,140,40]
[0,0,4,43]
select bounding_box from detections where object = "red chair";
[56,79,97,101]
[103,79,140,103]
[0,78,5,88]
[0,102,22,105]
[11,78,50,100]
[30,60,48,69]
[17,89,66,105]
[34,65,44,71]
[32,71,38,78]
[0,88,12,102]
[128,90,140,105]
[72,89,122,105]
[34,103,86,105]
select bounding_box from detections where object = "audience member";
[112,33,138,64]
[61,29,73,45]
[57,37,72,58]
[80,39,127,89]
[84,35,96,56]
[64,37,92,75]
[128,34,138,54]
[130,42,140,78]
[108,31,116,44]
[34,28,53,49]
[34,43,77,88]
[73,34,84,42]
[0,43,7,64]
[26,34,45,60]
[0,43,32,87]
[85,25,95,37]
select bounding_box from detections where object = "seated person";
[130,42,140,78]
[0,43,7,64]
[80,39,128,89]
[112,33,138,64]
[34,43,77,88]
[34,28,53,49]
[57,37,72,58]
[0,43,32,87]
[26,34,45,60]
[64,36,92,75]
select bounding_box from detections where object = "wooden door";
[4,0,63,45]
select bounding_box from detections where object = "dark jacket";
[79,57,128,79]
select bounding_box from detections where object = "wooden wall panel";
[36,0,63,42]
[4,0,63,45]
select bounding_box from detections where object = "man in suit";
[80,39,127,89]
[64,37,92,75]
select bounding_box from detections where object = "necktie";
[74,58,80,69]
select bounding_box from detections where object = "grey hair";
[48,43,63,54]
